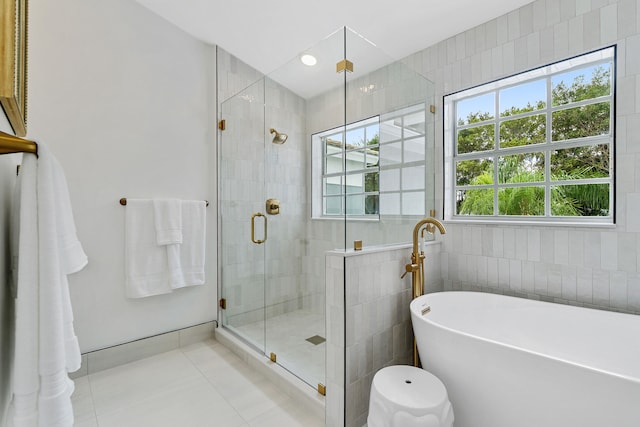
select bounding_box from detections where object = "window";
[444,46,615,224]
[378,104,429,216]
[312,104,429,219]
[315,117,380,217]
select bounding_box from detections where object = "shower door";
[219,76,326,390]
[219,79,268,352]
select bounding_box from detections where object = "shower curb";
[215,327,325,422]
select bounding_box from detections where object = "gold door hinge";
[218,119,226,130]
[270,352,277,362]
[429,105,436,114]
[318,383,326,396]
[219,298,226,309]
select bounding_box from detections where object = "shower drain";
[305,335,326,345]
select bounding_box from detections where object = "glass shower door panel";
[262,75,330,388]
[220,80,267,351]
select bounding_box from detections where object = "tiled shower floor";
[232,309,326,388]
[71,339,324,427]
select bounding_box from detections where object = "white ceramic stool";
[367,365,454,427]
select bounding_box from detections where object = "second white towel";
[125,200,173,298]
[171,200,206,289]
[153,199,182,245]
[125,199,206,298]
[153,199,183,288]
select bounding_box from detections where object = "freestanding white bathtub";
[410,291,640,427]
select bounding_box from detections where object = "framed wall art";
[1,0,28,137]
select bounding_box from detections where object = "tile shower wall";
[216,48,263,107]
[264,77,313,314]
[402,0,640,314]
[326,243,442,427]
[217,49,313,325]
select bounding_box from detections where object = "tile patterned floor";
[233,309,325,388]
[72,339,325,427]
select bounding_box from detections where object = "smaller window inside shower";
[317,116,380,218]
[311,104,429,219]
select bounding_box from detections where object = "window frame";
[313,116,381,219]
[311,103,430,220]
[444,46,616,225]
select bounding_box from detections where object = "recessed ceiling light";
[300,54,317,66]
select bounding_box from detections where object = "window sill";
[443,218,617,229]
[311,216,380,222]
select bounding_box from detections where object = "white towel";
[10,143,88,427]
[125,200,173,298]
[153,199,182,245]
[171,200,206,289]
[152,199,183,289]
[124,199,205,297]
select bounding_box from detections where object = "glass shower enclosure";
[218,27,435,398]
[219,73,331,388]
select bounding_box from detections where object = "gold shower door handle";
[251,212,267,244]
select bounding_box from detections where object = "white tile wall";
[628,272,640,309]
[412,0,640,315]
[326,243,442,427]
[325,254,344,427]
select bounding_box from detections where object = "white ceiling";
[135,0,535,98]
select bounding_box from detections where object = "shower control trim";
[266,199,280,215]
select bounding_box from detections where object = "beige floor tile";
[182,338,241,371]
[236,309,325,386]
[71,375,97,423]
[223,374,291,422]
[247,399,325,427]
[96,377,247,427]
[88,349,202,416]
[70,336,324,427]
[73,417,99,427]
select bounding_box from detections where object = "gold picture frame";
[1,0,28,137]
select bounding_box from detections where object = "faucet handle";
[400,263,418,279]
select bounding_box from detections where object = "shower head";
[270,128,288,144]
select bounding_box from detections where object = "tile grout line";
[179,340,294,425]
[83,371,100,427]
[178,342,248,424]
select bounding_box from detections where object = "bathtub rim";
[410,291,640,385]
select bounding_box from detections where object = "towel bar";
[119,198,209,207]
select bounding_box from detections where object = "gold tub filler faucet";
[401,216,446,367]
[401,217,446,300]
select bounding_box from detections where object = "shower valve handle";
[401,263,419,279]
